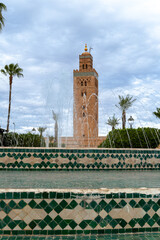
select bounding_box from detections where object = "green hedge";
[1,132,42,147]
[99,128,160,148]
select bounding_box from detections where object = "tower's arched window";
[81,81,83,86]
[82,64,84,69]
[86,64,88,69]
[85,81,87,86]
[81,91,87,97]
[83,112,85,117]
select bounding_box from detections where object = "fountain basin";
[0,147,160,236]
[0,188,160,235]
[0,147,159,170]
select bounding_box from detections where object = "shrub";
[99,128,160,148]
[2,132,42,147]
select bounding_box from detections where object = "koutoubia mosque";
[61,44,105,147]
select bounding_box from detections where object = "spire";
[84,43,88,52]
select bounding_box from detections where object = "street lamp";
[32,128,36,134]
[128,116,134,129]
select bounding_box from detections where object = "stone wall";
[0,188,160,235]
[60,136,106,148]
[0,148,160,170]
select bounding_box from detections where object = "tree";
[106,114,119,131]
[38,127,47,147]
[37,127,47,138]
[116,94,136,129]
[0,3,7,31]
[153,108,160,119]
[1,64,24,132]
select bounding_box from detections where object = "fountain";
[0,45,160,239]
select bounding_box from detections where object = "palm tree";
[37,127,47,147]
[153,108,160,119]
[1,63,24,132]
[106,114,119,131]
[37,127,47,138]
[0,3,7,31]
[116,94,136,129]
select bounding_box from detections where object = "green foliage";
[2,132,42,147]
[106,114,119,130]
[99,128,160,149]
[153,108,160,119]
[1,63,23,78]
[0,3,7,31]
[116,94,136,129]
[116,94,136,111]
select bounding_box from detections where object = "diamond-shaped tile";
[69,220,77,229]
[18,200,27,209]
[49,200,58,209]
[28,199,37,208]
[129,200,137,208]
[8,200,16,208]
[54,205,63,214]
[89,200,97,209]
[79,220,87,229]
[99,200,107,209]
[44,215,52,224]
[8,220,17,229]
[68,200,78,209]
[49,220,57,229]
[29,220,37,229]
[59,200,68,209]
[129,219,136,228]
[94,215,103,224]
[109,219,118,228]
[54,215,62,224]
[38,220,47,229]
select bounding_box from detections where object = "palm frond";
[106,114,119,128]
[153,108,160,119]
[0,69,7,76]
[1,63,24,78]
[116,94,136,111]
[0,3,7,31]
[0,3,7,11]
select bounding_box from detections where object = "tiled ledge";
[0,148,159,170]
[0,188,160,235]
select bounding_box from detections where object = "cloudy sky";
[1,0,160,137]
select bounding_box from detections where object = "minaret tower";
[73,44,98,147]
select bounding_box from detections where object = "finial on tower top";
[84,44,88,52]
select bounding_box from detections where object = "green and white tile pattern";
[0,148,159,170]
[0,189,160,235]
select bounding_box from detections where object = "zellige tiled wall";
[0,189,160,235]
[0,148,159,170]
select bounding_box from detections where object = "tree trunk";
[7,76,12,132]
[122,110,126,129]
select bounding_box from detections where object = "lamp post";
[128,116,134,129]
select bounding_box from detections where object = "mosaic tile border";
[0,189,160,235]
[0,148,159,170]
